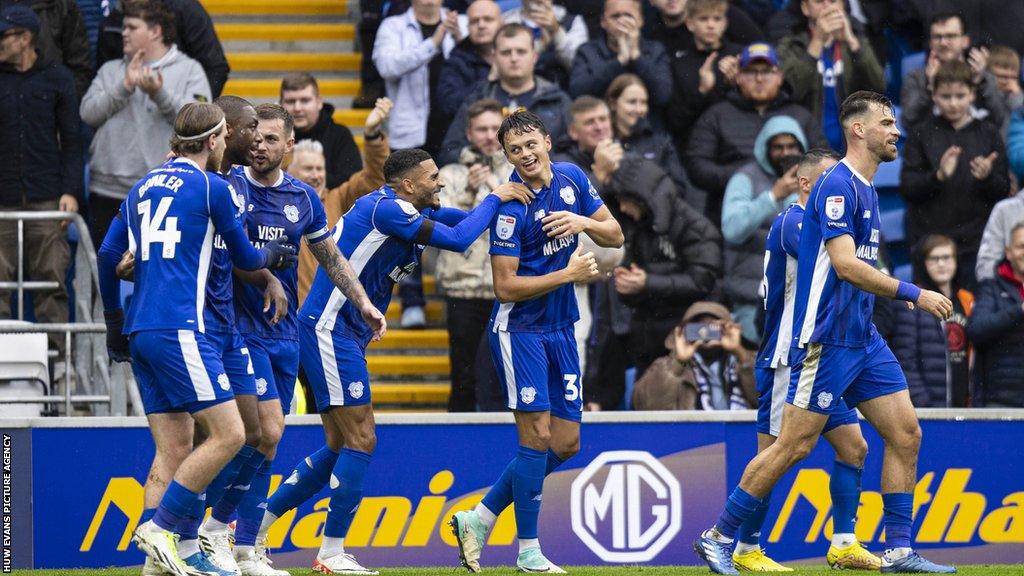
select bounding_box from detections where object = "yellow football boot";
[827,541,882,570]
[732,548,794,572]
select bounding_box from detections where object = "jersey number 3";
[138,197,182,261]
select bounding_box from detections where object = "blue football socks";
[323,449,372,539]
[511,446,547,540]
[831,460,863,535]
[267,445,339,518]
[234,459,272,546]
[211,446,265,524]
[716,487,765,540]
[882,492,913,549]
[152,480,199,532]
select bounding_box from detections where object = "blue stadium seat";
[880,206,906,243]
[875,156,903,189]
[901,52,926,77]
[893,263,913,282]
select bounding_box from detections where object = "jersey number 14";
[138,197,182,260]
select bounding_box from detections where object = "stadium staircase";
[199,0,452,412]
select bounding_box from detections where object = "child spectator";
[900,59,1011,288]
[988,45,1023,112]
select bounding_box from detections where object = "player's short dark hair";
[170,102,225,155]
[384,149,433,182]
[123,0,176,46]
[929,11,964,33]
[933,59,973,91]
[797,148,840,174]
[569,95,609,124]
[497,109,549,148]
[493,23,534,49]
[255,103,294,138]
[839,91,893,129]
[280,72,320,97]
[466,98,504,125]
[214,95,254,130]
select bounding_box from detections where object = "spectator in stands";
[435,99,509,412]
[606,73,687,193]
[663,0,743,153]
[631,302,756,410]
[438,23,571,166]
[977,187,1024,282]
[890,235,973,407]
[967,222,1024,408]
[777,0,885,152]
[721,117,806,342]
[279,73,363,189]
[645,0,763,59]
[295,97,394,302]
[6,0,92,98]
[0,5,82,356]
[568,0,672,109]
[900,12,1008,131]
[436,0,502,121]
[988,45,1024,113]
[372,0,467,155]
[899,59,1010,288]
[501,0,588,86]
[96,0,229,98]
[686,42,827,224]
[81,0,210,244]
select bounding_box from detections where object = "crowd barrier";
[4,410,1023,569]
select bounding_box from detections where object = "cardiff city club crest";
[817,391,833,409]
[560,186,576,205]
[825,196,845,220]
[496,215,516,240]
[284,204,299,223]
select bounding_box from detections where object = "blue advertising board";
[16,411,1024,569]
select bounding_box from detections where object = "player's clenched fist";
[565,250,599,282]
[916,289,953,320]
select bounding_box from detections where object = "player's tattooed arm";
[308,239,387,340]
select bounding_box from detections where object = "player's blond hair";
[170,102,225,156]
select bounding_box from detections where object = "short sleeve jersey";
[300,186,429,347]
[234,167,330,339]
[791,160,882,348]
[122,158,247,333]
[203,168,250,334]
[488,162,604,332]
[756,203,803,369]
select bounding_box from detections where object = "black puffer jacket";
[620,118,688,197]
[967,262,1024,407]
[295,103,363,189]
[604,156,722,323]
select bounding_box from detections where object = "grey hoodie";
[81,45,211,200]
[976,189,1024,281]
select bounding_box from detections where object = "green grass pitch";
[11,567,1024,576]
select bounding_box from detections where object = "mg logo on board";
[570,450,682,562]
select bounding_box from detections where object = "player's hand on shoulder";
[360,302,387,341]
[566,250,599,283]
[543,210,588,239]
[490,182,533,205]
[916,288,953,321]
[263,237,298,270]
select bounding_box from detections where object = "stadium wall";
[4,410,1023,569]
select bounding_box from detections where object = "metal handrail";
[0,211,119,416]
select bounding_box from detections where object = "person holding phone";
[631,301,757,411]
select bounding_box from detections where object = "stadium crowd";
[3,0,1024,412]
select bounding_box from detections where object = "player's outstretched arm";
[826,235,953,320]
[97,214,131,362]
[416,183,534,253]
[307,237,387,341]
[541,205,624,248]
[492,250,599,303]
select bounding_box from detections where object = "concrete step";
[222,40,356,53]
[227,52,360,72]
[367,354,450,377]
[384,299,444,323]
[368,329,449,350]
[215,22,355,42]
[333,108,370,128]
[222,77,360,97]
[373,382,450,405]
[201,0,350,16]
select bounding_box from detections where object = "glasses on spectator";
[930,33,963,42]
[926,254,955,263]
[739,68,779,79]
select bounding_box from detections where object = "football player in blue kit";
[200,103,386,576]
[695,92,956,575]
[733,149,880,572]
[255,148,532,575]
[97,102,298,576]
[450,110,624,574]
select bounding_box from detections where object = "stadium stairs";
[199,0,452,412]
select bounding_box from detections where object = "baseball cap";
[0,5,40,35]
[739,43,779,68]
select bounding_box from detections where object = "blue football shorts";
[756,365,858,436]
[787,332,907,415]
[130,329,234,414]
[245,333,300,414]
[206,329,257,396]
[489,325,582,422]
[298,322,370,413]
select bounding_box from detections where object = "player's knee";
[160,438,193,467]
[243,421,263,447]
[215,418,247,454]
[838,436,869,468]
[890,422,922,455]
[346,427,377,454]
[550,436,580,460]
[785,436,817,464]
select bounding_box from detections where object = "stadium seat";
[875,156,903,190]
[893,263,913,282]
[0,328,49,385]
[901,52,926,77]
[880,207,906,244]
